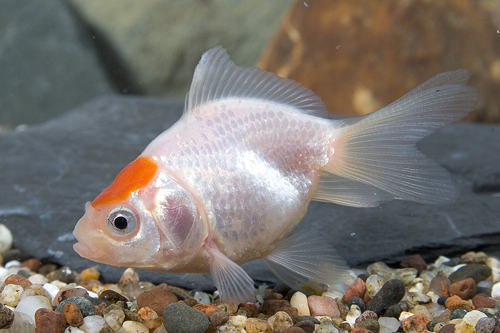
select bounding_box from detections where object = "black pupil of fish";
[114,216,128,230]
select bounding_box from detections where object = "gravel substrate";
[0,223,499,333]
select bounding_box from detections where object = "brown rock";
[354,310,378,327]
[444,295,475,312]
[63,302,84,327]
[35,308,67,333]
[351,328,373,333]
[285,327,306,333]
[98,289,128,303]
[180,298,197,307]
[4,274,31,289]
[344,277,367,303]
[208,309,230,326]
[294,320,315,333]
[439,323,456,333]
[258,0,500,123]
[136,285,178,315]
[472,294,497,308]
[138,306,162,331]
[428,272,450,297]
[307,295,340,318]
[21,258,42,272]
[0,304,14,329]
[53,287,89,307]
[238,302,259,317]
[400,254,427,273]
[401,314,431,333]
[449,277,476,300]
[261,299,298,316]
[193,303,218,316]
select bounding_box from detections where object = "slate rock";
[0,0,114,127]
[366,279,405,315]
[1,95,500,291]
[162,302,209,333]
[449,264,492,284]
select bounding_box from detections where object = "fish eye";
[106,206,138,237]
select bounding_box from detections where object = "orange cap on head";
[92,156,159,207]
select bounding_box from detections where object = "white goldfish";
[73,46,479,303]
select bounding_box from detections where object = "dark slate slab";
[1,95,499,291]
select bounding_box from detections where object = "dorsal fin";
[184,46,328,116]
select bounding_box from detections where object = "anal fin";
[205,241,255,304]
[262,231,349,294]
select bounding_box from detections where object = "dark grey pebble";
[55,296,95,317]
[384,304,403,318]
[437,296,448,305]
[475,317,495,333]
[348,296,366,312]
[52,266,76,284]
[366,279,405,315]
[443,257,461,267]
[0,304,14,329]
[162,302,209,333]
[99,289,129,304]
[449,264,492,284]
[427,319,439,331]
[450,308,467,320]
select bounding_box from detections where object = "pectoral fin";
[205,241,255,304]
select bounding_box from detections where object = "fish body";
[73,46,479,303]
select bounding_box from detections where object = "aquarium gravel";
[0,223,499,333]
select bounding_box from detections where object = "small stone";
[63,302,84,327]
[98,289,128,303]
[449,264,492,284]
[28,274,48,285]
[450,308,468,319]
[475,317,495,333]
[19,284,52,303]
[307,295,340,318]
[346,304,362,326]
[348,296,366,312]
[261,299,298,316]
[34,308,66,333]
[237,303,259,317]
[428,272,451,297]
[52,287,89,306]
[0,283,23,306]
[102,304,125,331]
[268,311,294,332]
[16,295,52,324]
[357,318,380,333]
[450,278,476,300]
[0,303,15,329]
[208,309,229,326]
[473,295,497,308]
[384,304,402,318]
[55,296,96,317]
[455,319,475,333]
[120,320,150,333]
[491,282,500,298]
[244,317,271,333]
[344,278,367,303]
[378,317,400,333]
[406,291,431,307]
[0,224,13,254]
[366,279,405,315]
[290,291,310,316]
[52,266,75,284]
[162,302,209,333]
[445,295,475,312]
[79,267,100,284]
[138,307,162,331]
[401,314,431,333]
[193,303,218,316]
[439,323,456,333]
[463,310,487,326]
[136,283,178,316]
[4,274,32,290]
[461,251,488,264]
[21,258,42,273]
[286,327,306,333]
[400,254,428,273]
[366,274,385,298]
[351,328,372,333]
[228,314,247,327]
[294,320,315,333]
[118,268,142,300]
[79,315,108,332]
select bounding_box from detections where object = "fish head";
[73,156,207,271]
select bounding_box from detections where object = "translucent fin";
[184,46,328,116]
[205,241,255,304]
[262,231,349,294]
[315,69,479,206]
[181,273,207,282]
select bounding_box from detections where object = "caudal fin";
[313,69,479,207]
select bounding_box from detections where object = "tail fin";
[314,69,479,207]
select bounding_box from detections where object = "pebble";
[401,314,431,333]
[4,274,32,289]
[28,274,49,285]
[475,317,495,333]
[445,295,475,312]
[472,295,497,308]
[294,320,315,333]
[0,284,23,306]
[0,304,15,328]
[400,254,428,273]
[208,309,229,327]
[449,264,492,284]
[346,304,362,326]
[449,277,476,299]
[102,304,125,331]
[366,279,405,315]
[290,291,310,316]
[136,283,178,315]
[52,266,76,284]
[439,323,456,333]
[162,302,209,333]
[244,317,271,333]
[78,315,108,333]
[2,311,36,333]
[450,308,468,319]
[34,308,66,333]
[99,289,129,303]
[462,310,487,326]
[138,306,162,330]
[119,320,150,333]
[55,296,96,317]
[491,282,500,298]
[378,316,400,333]
[261,298,298,316]
[366,274,385,298]
[15,295,52,324]
[357,318,380,333]
[428,272,451,297]
[0,224,13,254]
[307,295,340,318]
[286,327,307,333]
[268,310,293,331]
[344,278,367,303]
[63,302,84,327]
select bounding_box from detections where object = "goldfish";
[73,46,479,303]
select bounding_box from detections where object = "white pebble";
[15,295,52,326]
[228,315,247,327]
[431,255,450,267]
[65,327,85,333]
[366,274,384,297]
[0,267,9,281]
[399,311,414,322]
[290,291,310,316]
[117,320,149,333]
[463,310,487,326]
[0,284,24,306]
[104,307,125,331]
[268,311,293,331]
[491,282,500,299]
[0,224,13,253]
[194,291,212,304]
[42,283,60,301]
[79,315,108,333]
[379,317,401,333]
[4,260,21,269]
[323,289,344,300]
[345,304,361,326]
[28,274,49,285]
[50,280,68,289]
